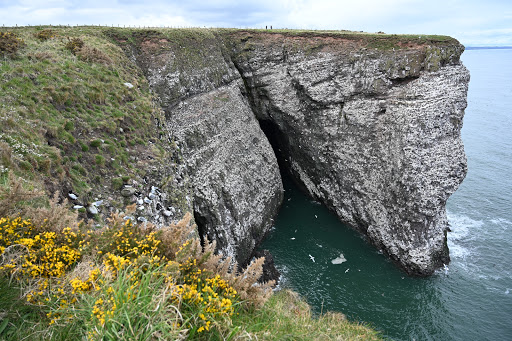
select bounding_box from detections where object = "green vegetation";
[0,31,25,55]
[219,28,459,50]
[0,25,172,206]
[0,183,380,340]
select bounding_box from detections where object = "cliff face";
[227,33,469,275]
[125,31,283,266]
[123,30,469,275]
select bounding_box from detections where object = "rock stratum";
[112,29,470,276]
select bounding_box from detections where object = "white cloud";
[0,0,510,45]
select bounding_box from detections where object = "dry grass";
[76,45,113,65]
[0,174,43,218]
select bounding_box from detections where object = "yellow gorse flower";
[1,216,242,335]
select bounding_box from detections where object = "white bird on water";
[309,254,315,263]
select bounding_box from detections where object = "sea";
[260,48,512,340]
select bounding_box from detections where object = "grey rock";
[121,186,136,197]
[230,36,469,275]
[129,31,469,275]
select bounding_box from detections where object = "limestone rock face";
[126,30,469,275]
[228,34,469,275]
[131,32,283,265]
[169,82,283,265]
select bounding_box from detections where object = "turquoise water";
[261,49,512,340]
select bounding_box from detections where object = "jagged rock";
[229,34,469,275]
[132,36,283,266]
[252,249,280,284]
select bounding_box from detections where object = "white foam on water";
[489,217,512,231]
[331,253,347,265]
[447,211,483,260]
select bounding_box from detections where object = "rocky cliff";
[114,29,469,275]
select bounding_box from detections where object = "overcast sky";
[1,0,511,46]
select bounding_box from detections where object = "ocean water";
[261,48,512,340]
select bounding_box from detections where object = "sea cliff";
[0,27,469,276]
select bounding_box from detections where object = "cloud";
[0,0,510,45]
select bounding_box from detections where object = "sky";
[1,0,511,46]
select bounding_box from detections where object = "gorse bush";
[65,37,84,55]
[0,31,25,55]
[34,29,57,41]
[0,205,273,339]
[76,45,113,65]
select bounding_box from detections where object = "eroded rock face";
[229,33,469,275]
[169,83,283,265]
[130,32,283,265]
[125,30,469,275]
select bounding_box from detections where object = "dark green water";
[261,49,512,340]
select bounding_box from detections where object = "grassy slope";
[0,26,177,216]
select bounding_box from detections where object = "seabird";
[309,254,315,263]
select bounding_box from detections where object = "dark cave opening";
[258,118,317,201]
[193,209,207,248]
[257,119,293,182]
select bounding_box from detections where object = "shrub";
[0,31,25,55]
[89,139,101,148]
[95,155,105,165]
[111,177,124,190]
[0,210,274,339]
[64,120,74,132]
[65,37,84,55]
[34,29,57,41]
[76,46,112,65]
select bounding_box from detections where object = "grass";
[0,25,172,204]
[0,208,381,340]
[218,27,459,50]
